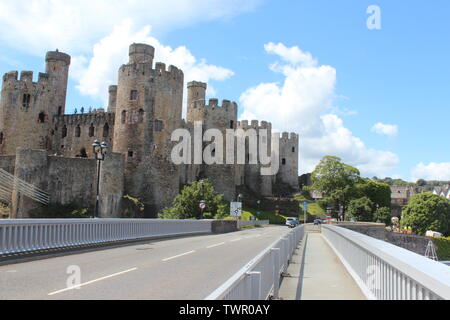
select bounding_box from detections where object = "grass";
[294,194,325,218]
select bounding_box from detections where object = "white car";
[286,218,299,228]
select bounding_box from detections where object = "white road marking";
[230,238,242,242]
[207,242,226,249]
[48,267,138,296]
[162,250,195,262]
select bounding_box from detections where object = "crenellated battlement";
[280,132,299,142]
[190,98,238,112]
[237,120,272,131]
[119,60,184,82]
[53,112,115,126]
[2,70,50,88]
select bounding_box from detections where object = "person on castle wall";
[80,107,84,114]
[74,108,78,114]
[88,106,92,113]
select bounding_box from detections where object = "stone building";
[0,43,299,218]
[390,185,418,217]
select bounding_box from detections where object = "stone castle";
[0,43,299,218]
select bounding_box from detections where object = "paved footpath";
[299,231,366,300]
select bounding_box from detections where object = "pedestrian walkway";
[299,230,366,300]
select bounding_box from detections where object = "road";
[0,225,290,300]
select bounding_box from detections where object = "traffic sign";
[302,201,308,211]
[230,202,242,217]
[199,202,206,210]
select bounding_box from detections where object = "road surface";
[0,225,290,300]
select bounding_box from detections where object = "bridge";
[0,219,448,300]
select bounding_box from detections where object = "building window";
[130,90,138,101]
[292,147,295,153]
[230,120,234,129]
[22,94,31,107]
[58,106,63,116]
[75,125,81,137]
[282,158,286,165]
[138,109,145,123]
[62,125,67,138]
[103,123,109,138]
[154,119,164,132]
[128,151,134,158]
[0,132,3,144]
[89,124,95,137]
[38,112,46,123]
[121,110,126,124]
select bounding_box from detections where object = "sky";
[0,0,449,182]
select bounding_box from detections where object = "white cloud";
[73,19,234,106]
[372,122,398,137]
[0,0,262,55]
[239,43,399,177]
[412,162,450,181]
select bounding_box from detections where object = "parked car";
[440,261,450,266]
[314,219,322,225]
[286,217,299,228]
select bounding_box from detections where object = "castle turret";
[108,85,117,113]
[187,81,207,111]
[45,50,71,116]
[129,43,154,65]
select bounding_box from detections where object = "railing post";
[247,271,262,300]
[271,248,281,299]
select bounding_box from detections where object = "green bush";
[435,237,450,261]
[159,179,227,220]
[29,203,92,219]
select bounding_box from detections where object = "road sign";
[302,201,308,211]
[199,202,206,210]
[230,202,242,217]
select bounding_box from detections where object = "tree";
[355,179,391,209]
[373,207,392,225]
[416,179,427,187]
[347,197,374,222]
[401,193,450,236]
[311,156,360,219]
[159,179,228,220]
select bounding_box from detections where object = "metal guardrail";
[237,220,269,228]
[322,225,450,300]
[0,219,211,255]
[205,225,305,300]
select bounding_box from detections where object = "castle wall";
[52,112,115,158]
[11,149,123,218]
[0,155,16,174]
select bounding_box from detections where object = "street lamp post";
[256,200,261,219]
[92,140,108,219]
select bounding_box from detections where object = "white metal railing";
[205,225,305,300]
[322,225,450,300]
[237,220,269,228]
[0,219,211,255]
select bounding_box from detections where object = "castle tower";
[187,81,207,117]
[0,50,70,155]
[45,50,71,116]
[113,43,184,215]
[278,132,299,190]
[108,85,117,113]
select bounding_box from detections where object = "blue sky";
[0,0,449,181]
